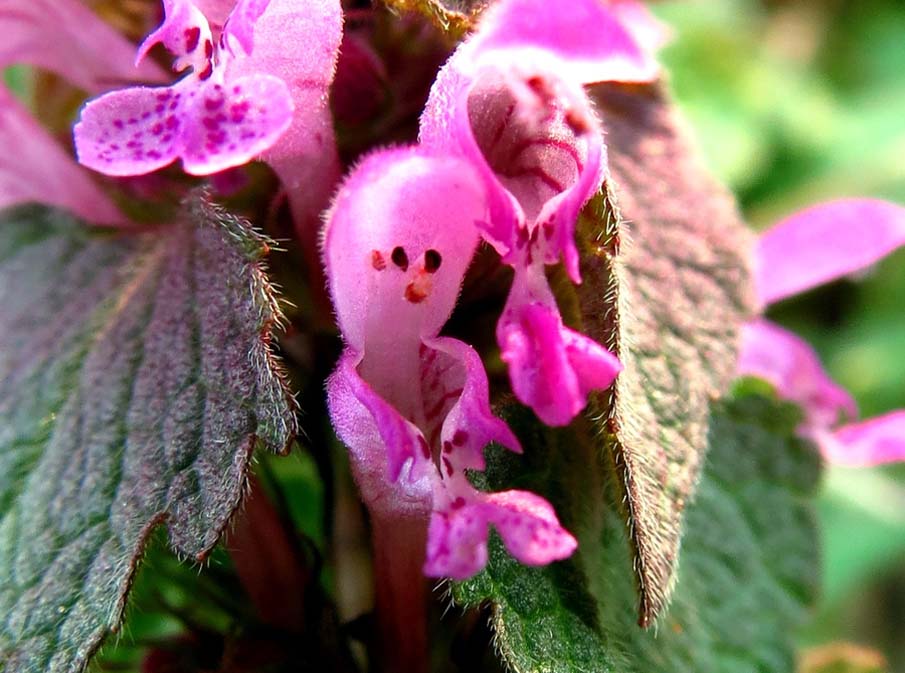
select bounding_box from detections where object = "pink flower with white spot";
[324,147,577,580]
[738,198,905,466]
[419,0,661,426]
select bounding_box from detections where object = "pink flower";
[73,0,294,176]
[73,0,343,253]
[0,0,166,224]
[324,147,576,579]
[738,199,905,466]
[418,0,660,425]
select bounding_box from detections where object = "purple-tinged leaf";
[575,82,756,625]
[0,195,295,673]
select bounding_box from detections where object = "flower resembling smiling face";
[325,149,483,406]
[324,148,577,578]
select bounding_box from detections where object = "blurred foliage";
[654,0,905,670]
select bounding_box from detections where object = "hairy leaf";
[575,82,756,624]
[455,393,821,673]
[0,200,296,673]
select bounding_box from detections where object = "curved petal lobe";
[757,198,905,306]
[424,489,577,579]
[738,319,857,432]
[825,412,905,467]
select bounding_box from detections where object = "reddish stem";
[370,509,430,673]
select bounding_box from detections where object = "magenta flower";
[324,147,577,579]
[73,0,342,254]
[0,0,168,224]
[419,0,660,425]
[73,0,295,176]
[738,199,905,466]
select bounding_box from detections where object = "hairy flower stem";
[371,509,430,673]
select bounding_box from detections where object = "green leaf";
[0,198,296,673]
[573,82,756,624]
[455,393,820,673]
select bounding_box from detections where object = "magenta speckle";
[184,27,201,52]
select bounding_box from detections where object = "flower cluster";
[3,0,904,585]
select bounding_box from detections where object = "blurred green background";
[655,0,905,669]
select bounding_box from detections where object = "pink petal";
[607,0,672,53]
[737,319,857,433]
[823,411,905,467]
[228,0,343,245]
[323,147,486,351]
[422,56,606,283]
[181,75,293,175]
[136,0,212,73]
[0,88,122,224]
[463,0,660,84]
[74,75,293,177]
[484,490,577,566]
[193,0,234,27]
[222,0,272,55]
[757,198,905,306]
[0,0,165,92]
[427,336,522,475]
[498,274,622,426]
[328,349,436,487]
[424,490,577,579]
[74,85,186,177]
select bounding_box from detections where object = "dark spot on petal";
[451,497,466,510]
[198,62,213,80]
[404,282,428,304]
[205,97,223,111]
[452,430,468,446]
[113,119,124,130]
[565,108,590,134]
[443,457,454,475]
[391,246,408,271]
[204,40,213,59]
[424,249,442,273]
[184,27,201,52]
[442,440,453,454]
[371,250,386,270]
[418,435,430,460]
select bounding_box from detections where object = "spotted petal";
[74,75,292,177]
[181,75,293,174]
[424,489,577,580]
